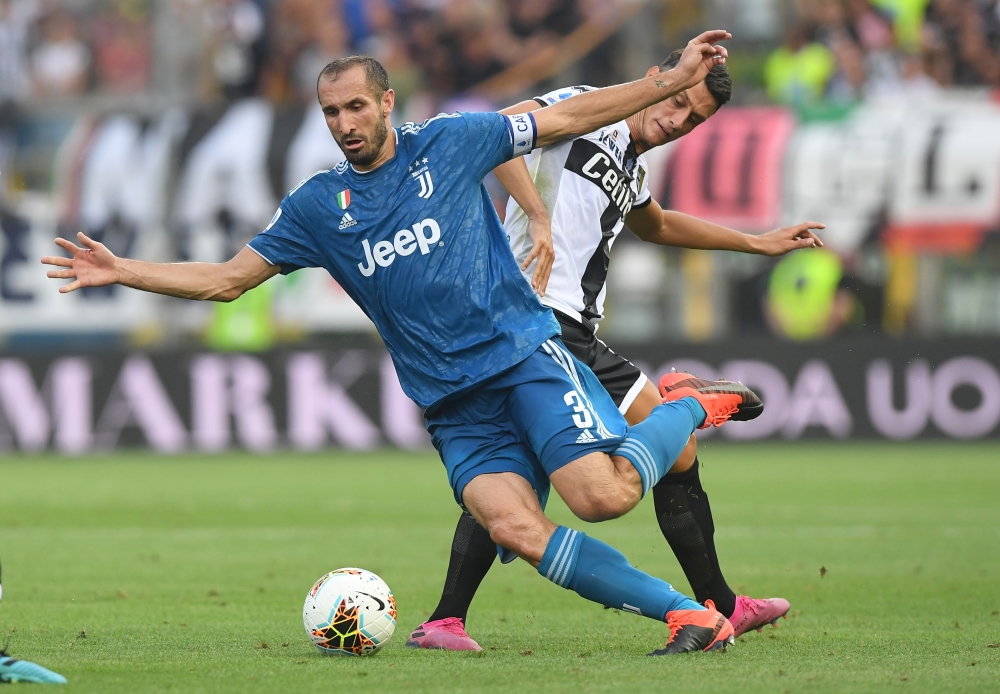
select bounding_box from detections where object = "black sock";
[651,459,738,618]
[427,511,497,623]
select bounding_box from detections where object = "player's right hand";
[673,30,731,90]
[754,221,826,256]
[41,232,120,293]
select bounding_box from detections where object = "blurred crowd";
[0,0,148,101]
[0,0,604,110]
[766,0,1000,106]
[5,0,998,111]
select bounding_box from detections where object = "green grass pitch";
[1,442,999,693]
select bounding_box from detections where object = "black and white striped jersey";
[504,86,652,328]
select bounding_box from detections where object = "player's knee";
[566,485,638,522]
[604,483,642,518]
[486,516,538,557]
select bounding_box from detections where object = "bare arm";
[499,99,542,116]
[531,30,730,148]
[492,156,553,295]
[42,232,279,301]
[626,198,825,255]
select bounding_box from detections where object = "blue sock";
[537,526,702,621]
[614,397,706,496]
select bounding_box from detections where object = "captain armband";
[504,112,537,158]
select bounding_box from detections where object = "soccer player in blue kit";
[43,30,763,654]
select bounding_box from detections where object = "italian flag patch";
[336,189,351,209]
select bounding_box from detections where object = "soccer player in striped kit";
[408,50,824,651]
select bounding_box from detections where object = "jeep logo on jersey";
[357,218,441,277]
[566,139,638,218]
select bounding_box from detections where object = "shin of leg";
[461,472,555,566]
[668,434,697,474]
[550,452,642,522]
[426,511,496,623]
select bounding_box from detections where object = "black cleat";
[648,600,735,655]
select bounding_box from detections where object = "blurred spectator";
[849,0,904,93]
[292,11,349,97]
[923,0,1000,86]
[850,0,896,51]
[203,0,265,100]
[0,0,37,103]
[261,0,327,101]
[766,249,844,340]
[870,0,929,49]
[764,247,884,340]
[777,0,1000,103]
[224,0,603,148]
[337,0,393,53]
[0,0,37,193]
[31,10,90,97]
[825,29,868,99]
[508,0,581,45]
[441,3,508,92]
[897,50,940,94]
[91,0,152,94]
[764,23,837,104]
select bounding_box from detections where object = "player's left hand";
[754,221,825,256]
[522,213,554,296]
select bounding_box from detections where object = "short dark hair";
[659,49,732,108]
[317,55,391,101]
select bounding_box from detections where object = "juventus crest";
[409,157,434,199]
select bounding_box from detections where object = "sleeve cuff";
[631,194,652,209]
[246,243,275,266]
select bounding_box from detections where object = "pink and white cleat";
[728,595,791,639]
[406,617,482,651]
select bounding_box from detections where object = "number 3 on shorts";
[564,390,594,429]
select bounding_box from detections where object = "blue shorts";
[425,338,628,508]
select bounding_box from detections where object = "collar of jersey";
[346,128,401,177]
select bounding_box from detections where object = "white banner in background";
[0,99,358,335]
[889,105,1000,227]
[5,96,1000,337]
[782,105,898,253]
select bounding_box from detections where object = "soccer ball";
[302,568,396,656]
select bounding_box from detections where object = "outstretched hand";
[522,213,554,297]
[754,222,826,256]
[672,30,731,91]
[41,232,120,293]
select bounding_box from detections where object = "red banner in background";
[667,107,794,232]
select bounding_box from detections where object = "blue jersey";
[248,111,560,409]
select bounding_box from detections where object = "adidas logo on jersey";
[339,213,358,229]
[575,429,597,443]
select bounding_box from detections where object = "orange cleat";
[658,371,763,429]
[649,600,735,655]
